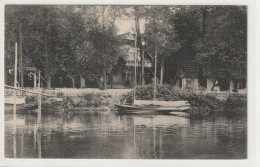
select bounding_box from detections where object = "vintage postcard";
[0,0,259,166]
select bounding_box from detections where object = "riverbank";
[20,93,121,114]
[17,85,246,118]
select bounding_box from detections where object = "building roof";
[23,67,40,72]
[118,32,136,41]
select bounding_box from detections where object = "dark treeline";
[5,5,247,89]
[5,5,123,89]
[143,6,246,86]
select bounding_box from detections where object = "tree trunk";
[211,78,216,91]
[160,56,165,86]
[5,65,7,85]
[101,7,107,90]
[72,77,75,88]
[34,71,37,90]
[46,73,51,90]
[110,73,113,88]
[201,6,207,36]
[44,7,51,90]
[134,7,144,85]
[153,46,158,101]
[19,27,24,88]
[80,75,85,88]
[141,50,145,85]
[103,64,107,90]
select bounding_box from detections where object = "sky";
[115,16,145,35]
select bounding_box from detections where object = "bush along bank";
[40,93,115,114]
[120,84,246,118]
[224,94,247,117]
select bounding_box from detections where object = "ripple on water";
[4,110,247,159]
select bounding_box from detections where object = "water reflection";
[36,109,42,158]
[133,115,189,127]
[132,115,190,158]
[12,99,16,158]
[5,109,247,159]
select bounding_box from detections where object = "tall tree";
[133,6,145,85]
[5,5,123,89]
[144,6,180,85]
[119,6,147,85]
[193,6,247,89]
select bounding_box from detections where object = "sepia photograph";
[1,1,254,164]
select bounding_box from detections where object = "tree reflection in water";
[5,110,246,159]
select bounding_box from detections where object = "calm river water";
[5,110,247,159]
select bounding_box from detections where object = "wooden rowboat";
[116,100,190,113]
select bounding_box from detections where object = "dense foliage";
[143,6,247,85]
[171,6,247,83]
[193,6,247,80]
[5,5,123,89]
[5,5,247,89]
[225,94,247,116]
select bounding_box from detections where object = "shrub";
[232,89,238,93]
[224,94,247,115]
[83,93,94,101]
[121,92,134,104]
[25,95,37,103]
[121,84,222,114]
[64,93,108,108]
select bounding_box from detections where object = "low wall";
[5,87,247,102]
[43,88,133,97]
[5,87,41,97]
[43,88,246,100]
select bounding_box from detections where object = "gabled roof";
[23,67,40,72]
[118,32,136,41]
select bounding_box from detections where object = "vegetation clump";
[25,95,38,103]
[40,93,114,113]
[122,84,220,107]
[224,94,247,116]
[121,84,246,118]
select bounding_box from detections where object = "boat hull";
[115,104,190,114]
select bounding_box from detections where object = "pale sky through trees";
[115,16,145,35]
